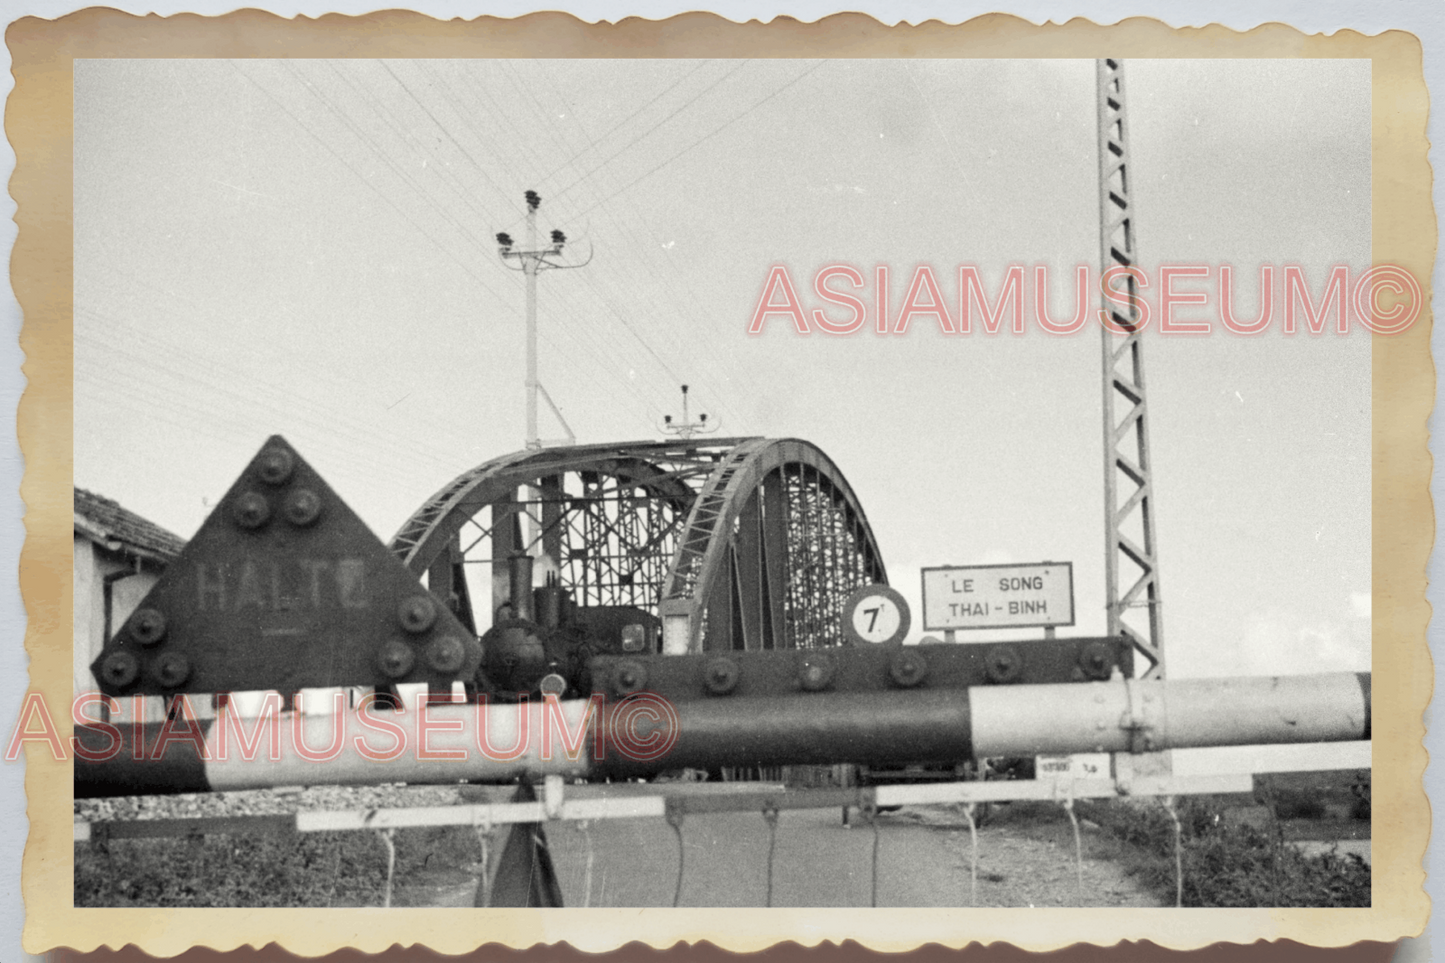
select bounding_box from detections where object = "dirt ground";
[384,801,1164,908]
[882,805,1163,908]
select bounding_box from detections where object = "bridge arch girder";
[387,437,887,652]
[389,440,747,627]
[661,438,887,654]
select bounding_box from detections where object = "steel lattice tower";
[1096,58,1165,679]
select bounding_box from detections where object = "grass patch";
[1075,796,1369,907]
[75,826,481,908]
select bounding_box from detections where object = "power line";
[220,61,711,443]
[285,61,500,261]
[378,60,517,208]
[532,60,713,188]
[255,61,678,424]
[550,60,754,205]
[422,64,735,421]
[572,60,827,220]
[322,60,506,231]
[503,63,764,426]
[359,63,685,423]
[229,61,517,314]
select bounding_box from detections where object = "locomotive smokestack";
[509,553,534,622]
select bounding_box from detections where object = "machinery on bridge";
[389,435,887,664]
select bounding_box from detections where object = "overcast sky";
[74,58,1371,726]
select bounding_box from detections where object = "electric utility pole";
[496,190,589,580]
[497,189,587,450]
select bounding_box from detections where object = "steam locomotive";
[475,552,660,701]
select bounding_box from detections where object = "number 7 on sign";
[842,584,912,646]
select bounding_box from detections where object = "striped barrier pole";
[74,672,1369,799]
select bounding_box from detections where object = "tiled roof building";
[74,488,186,564]
[74,489,187,719]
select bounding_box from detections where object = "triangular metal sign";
[91,436,482,696]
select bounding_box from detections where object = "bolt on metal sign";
[921,562,1075,633]
[91,435,482,696]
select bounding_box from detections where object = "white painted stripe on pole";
[1165,675,1368,747]
[968,673,1368,758]
[74,822,90,843]
[969,681,1130,757]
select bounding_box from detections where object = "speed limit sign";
[842,584,911,646]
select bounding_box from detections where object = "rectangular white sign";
[1035,753,1111,783]
[920,562,1074,631]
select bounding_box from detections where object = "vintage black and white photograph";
[70,55,1376,915]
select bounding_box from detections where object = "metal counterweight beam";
[74,673,1370,799]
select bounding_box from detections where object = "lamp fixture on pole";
[660,385,719,441]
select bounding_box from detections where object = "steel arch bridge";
[389,437,887,654]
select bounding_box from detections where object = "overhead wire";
[262,60,667,438]
[74,313,466,493]
[516,59,830,423]
[525,62,773,417]
[323,60,508,230]
[288,62,662,430]
[377,60,519,210]
[80,63,692,523]
[114,60,751,457]
[77,268,661,465]
[72,371,437,514]
[228,61,519,318]
[415,62,706,424]
[284,61,503,268]
[510,60,758,409]
[407,58,754,428]
[356,60,679,428]
[531,59,713,188]
[902,61,975,196]
[571,60,828,220]
[76,263,493,460]
[548,60,754,205]
[484,61,758,426]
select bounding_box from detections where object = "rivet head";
[100,651,139,688]
[798,655,835,692]
[151,654,191,689]
[284,488,322,527]
[232,491,271,530]
[425,636,466,673]
[130,608,167,646]
[397,595,438,634]
[256,447,295,485]
[703,657,739,696]
[376,640,415,679]
[1079,641,1115,680]
[889,650,928,688]
[985,645,1023,684]
[614,660,647,695]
